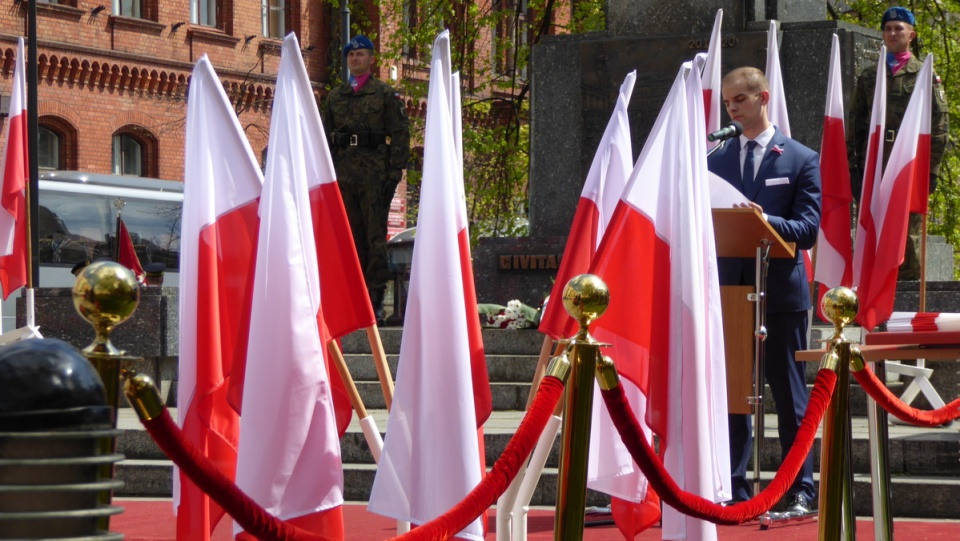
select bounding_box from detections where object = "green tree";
[339,0,605,243]
[837,1,960,275]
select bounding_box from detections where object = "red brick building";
[0,1,346,181]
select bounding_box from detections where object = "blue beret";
[343,35,374,56]
[882,7,916,28]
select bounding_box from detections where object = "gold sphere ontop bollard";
[72,260,141,355]
[820,286,858,338]
[561,274,610,330]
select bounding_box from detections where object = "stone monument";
[474,0,901,307]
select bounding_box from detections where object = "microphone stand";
[706,137,729,157]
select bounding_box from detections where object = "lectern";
[713,207,795,496]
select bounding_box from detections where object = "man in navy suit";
[708,67,822,514]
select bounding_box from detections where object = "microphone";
[707,121,743,142]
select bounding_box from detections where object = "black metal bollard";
[0,338,124,539]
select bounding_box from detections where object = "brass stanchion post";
[817,287,858,540]
[554,275,609,541]
[72,260,142,530]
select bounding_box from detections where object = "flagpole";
[327,340,385,464]
[919,217,927,312]
[26,0,38,288]
[365,325,395,410]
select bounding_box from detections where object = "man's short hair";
[882,6,916,28]
[343,35,375,57]
[722,67,769,94]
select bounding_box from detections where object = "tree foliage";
[337,0,605,243]
[837,1,960,275]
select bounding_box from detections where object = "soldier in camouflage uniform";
[322,35,410,324]
[847,6,949,281]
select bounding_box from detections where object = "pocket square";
[765,177,790,186]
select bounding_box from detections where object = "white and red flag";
[234,34,345,539]
[538,71,635,340]
[701,9,723,148]
[588,62,730,541]
[116,217,144,281]
[177,55,263,541]
[368,31,487,540]
[250,33,357,436]
[765,20,816,284]
[765,20,791,138]
[854,52,933,331]
[0,37,28,299]
[814,35,853,322]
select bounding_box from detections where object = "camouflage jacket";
[321,77,410,184]
[847,54,949,182]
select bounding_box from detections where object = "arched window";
[113,133,143,176]
[38,126,60,170]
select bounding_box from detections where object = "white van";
[2,170,183,332]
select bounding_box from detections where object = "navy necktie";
[742,140,758,188]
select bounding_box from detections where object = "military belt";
[332,132,390,148]
[885,129,897,143]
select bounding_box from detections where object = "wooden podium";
[713,207,795,414]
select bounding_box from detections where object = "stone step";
[114,409,960,517]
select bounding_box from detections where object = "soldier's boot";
[370,288,386,326]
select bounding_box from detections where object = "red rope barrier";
[390,375,566,540]
[142,410,327,541]
[600,369,837,525]
[851,366,960,426]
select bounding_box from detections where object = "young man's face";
[347,49,374,76]
[722,78,769,136]
[883,21,916,54]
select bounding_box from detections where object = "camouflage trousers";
[339,180,397,291]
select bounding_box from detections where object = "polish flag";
[449,70,492,428]
[538,71,636,341]
[854,53,933,331]
[116,217,144,281]
[589,62,730,541]
[814,35,853,322]
[368,31,487,540]
[234,34,345,538]
[852,46,887,312]
[0,37,28,299]
[238,34,356,435]
[177,55,262,541]
[764,20,814,283]
[765,20,791,138]
[702,9,723,148]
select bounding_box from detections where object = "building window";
[402,0,419,59]
[113,134,144,176]
[114,0,142,18]
[494,0,529,78]
[192,0,220,28]
[38,127,61,170]
[263,0,285,38]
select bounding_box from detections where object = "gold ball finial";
[821,286,858,331]
[72,260,140,355]
[562,274,610,328]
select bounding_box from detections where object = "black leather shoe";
[785,494,812,515]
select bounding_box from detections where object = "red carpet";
[114,499,960,540]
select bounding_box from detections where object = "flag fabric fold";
[234,33,345,537]
[0,37,28,299]
[588,62,729,541]
[367,30,486,541]
[117,217,144,281]
[177,55,263,541]
[538,71,636,340]
[814,34,853,322]
[854,52,933,331]
[702,9,723,148]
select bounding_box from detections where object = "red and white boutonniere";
[771,145,784,155]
